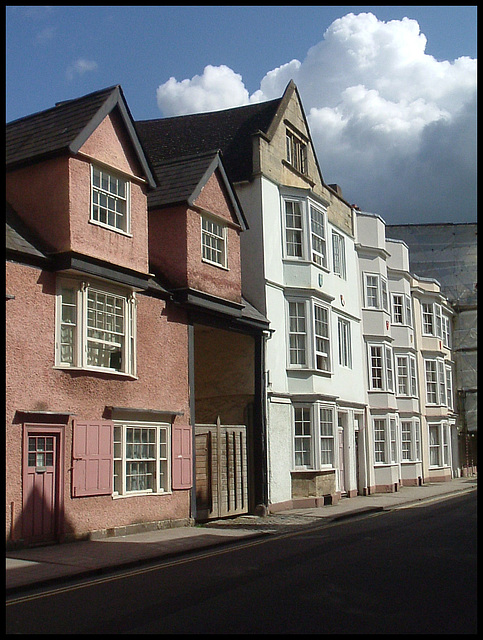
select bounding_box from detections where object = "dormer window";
[201,216,227,268]
[91,165,130,233]
[286,129,307,174]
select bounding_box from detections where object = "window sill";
[201,258,229,271]
[287,368,333,377]
[54,365,138,380]
[112,490,172,499]
[291,468,335,474]
[283,257,330,272]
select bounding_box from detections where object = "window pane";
[285,201,303,258]
[294,407,311,467]
[374,419,386,463]
[289,302,306,365]
[91,166,128,232]
[310,206,326,266]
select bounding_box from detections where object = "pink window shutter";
[72,421,113,497]
[172,424,192,490]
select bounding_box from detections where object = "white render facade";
[411,274,458,482]
[356,211,460,492]
[237,84,369,509]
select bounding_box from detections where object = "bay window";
[283,196,328,268]
[425,358,449,406]
[293,404,335,470]
[396,354,418,397]
[373,415,399,464]
[288,298,332,373]
[422,302,442,337]
[401,419,421,462]
[429,422,451,467]
[392,293,412,326]
[56,278,136,376]
[368,344,394,391]
[294,407,312,467]
[364,273,389,311]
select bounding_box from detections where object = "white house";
[233,83,369,509]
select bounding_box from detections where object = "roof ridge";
[136,96,283,125]
[6,85,120,127]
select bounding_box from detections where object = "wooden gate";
[195,417,248,520]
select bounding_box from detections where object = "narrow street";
[6,492,477,634]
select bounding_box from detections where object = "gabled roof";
[148,149,248,230]
[6,85,156,188]
[135,95,283,184]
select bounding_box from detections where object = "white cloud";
[66,58,98,82]
[155,12,476,223]
[156,65,254,116]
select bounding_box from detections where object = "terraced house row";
[6,82,461,547]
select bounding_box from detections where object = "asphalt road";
[6,492,477,634]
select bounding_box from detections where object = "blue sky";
[6,6,477,224]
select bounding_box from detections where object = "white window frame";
[373,414,399,465]
[401,418,421,462]
[287,298,332,373]
[391,293,412,326]
[90,164,130,234]
[282,196,328,269]
[368,343,394,392]
[288,300,307,367]
[201,215,227,268]
[422,302,443,338]
[293,406,312,468]
[113,421,170,496]
[424,357,448,406]
[429,422,451,468]
[55,278,136,376]
[442,314,451,348]
[396,353,418,397]
[445,364,454,410]
[364,273,389,311]
[293,403,336,470]
[337,316,352,369]
[314,302,331,372]
[332,230,346,279]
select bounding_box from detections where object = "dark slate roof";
[6,85,156,188]
[148,149,247,230]
[6,202,51,263]
[135,97,283,184]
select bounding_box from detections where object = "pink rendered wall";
[148,205,188,287]
[6,111,150,275]
[68,155,149,274]
[6,156,71,254]
[148,171,243,302]
[6,261,191,541]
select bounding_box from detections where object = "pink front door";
[23,426,64,544]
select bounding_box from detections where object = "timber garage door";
[195,418,248,520]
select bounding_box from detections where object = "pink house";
[6,86,268,547]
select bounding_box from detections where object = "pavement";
[6,475,477,596]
